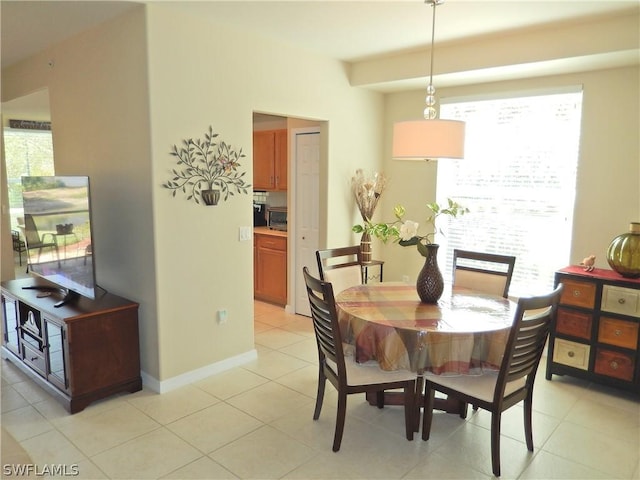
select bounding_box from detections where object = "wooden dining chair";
[316,246,363,294]
[421,284,563,477]
[302,266,417,451]
[453,249,516,298]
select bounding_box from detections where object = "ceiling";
[1,0,638,116]
[2,0,638,68]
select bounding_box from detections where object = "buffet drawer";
[552,339,590,370]
[255,234,286,251]
[560,280,596,309]
[556,308,592,340]
[601,285,640,318]
[594,348,635,381]
[598,317,639,349]
[21,343,46,377]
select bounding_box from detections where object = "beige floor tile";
[242,348,310,380]
[91,428,201,479]
[226,381,314,424]
[273,364,319,398]
[127,385,220,424]
[11,379,53,405]
[404,451,491,479]
[167,402,262,454]
[194,368,269,400]
[519,450,614,479]
[543,422,639,478]
[429,420,535,478]
[1,360,31,384]
[1,383,27,413]
[162,456,238,479]
[565,394,640,444]
[20,429,85,465]
[209,425,317,479]
[68,459,108,479]
[278,337,320,363]
[56,402,161,456]
[254,327,308,350]
[1,404,53,441]
[280,316,315,338]
[253,319,275,334]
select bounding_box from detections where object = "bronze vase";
[201,189,220,206]
[360,232,372,263]
[416,243,444,303]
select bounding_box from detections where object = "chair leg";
[421,385,436,441]
[524,391,534,451]
[491,411,502,477]
[403,382,415,441]
[333,392,347,452]
[313,366,326,420]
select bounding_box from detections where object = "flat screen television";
[21,176,97,307]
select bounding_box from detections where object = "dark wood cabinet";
[1,278,142,413]
[547,266,640,394]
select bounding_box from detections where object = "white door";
[294,130,320,316]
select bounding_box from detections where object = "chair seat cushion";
[326,356,416,386]
[425,371,525,403]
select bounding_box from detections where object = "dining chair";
[302,266,417,451]
[452,249,516,298]
[316,246,363,294]
[11,230,26,266]
[23,214,60,271]
[421,284,563,477]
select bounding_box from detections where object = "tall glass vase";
[416,244,444,303]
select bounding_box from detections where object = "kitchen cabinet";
[254,230,287,305]
[546,266,640,394]
[253,129,287,191]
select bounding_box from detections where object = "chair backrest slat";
[453,249,516,298]
[303,266,345,373]
[496,285,562,397]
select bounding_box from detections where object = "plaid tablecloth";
[336,283,517,375]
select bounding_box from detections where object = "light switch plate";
[239,226,251,241]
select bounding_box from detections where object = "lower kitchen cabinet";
[254,231,287,305]
[546,266,640,394]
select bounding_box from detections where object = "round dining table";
[335,282,518,417]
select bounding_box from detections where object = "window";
[436,88,583,297]
[3,125,55,228]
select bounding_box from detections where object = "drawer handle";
[614,329,622,336]
[567,351,575,358]
[572,290,581,297]
[618,298,626,305]
[30,356,38,362]
[610,361,619,370]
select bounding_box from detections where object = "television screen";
[21,176,96,304]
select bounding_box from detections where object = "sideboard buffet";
[547,266,640,394]
[1,277,142,413]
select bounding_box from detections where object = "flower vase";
[360,232,372,263]
[607,222,640,278]
[201,189,220,206]
[416,244,444,303]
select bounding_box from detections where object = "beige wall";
[380,66,640,283]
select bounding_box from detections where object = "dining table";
[335,282,518,418]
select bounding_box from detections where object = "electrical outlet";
[217,309,228,324]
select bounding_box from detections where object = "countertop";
[254,226,287,238]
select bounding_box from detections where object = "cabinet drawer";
[22,343,46,377]
[598,317,639,350]
[556,308,592,339]
[594,348,634,381]
[256,235,286,251]
[560,280,596,309]
[601,285,640,318]
[552,339,590,370]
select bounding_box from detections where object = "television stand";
[1,278,142,413]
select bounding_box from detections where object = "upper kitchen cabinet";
[253,129,288,191]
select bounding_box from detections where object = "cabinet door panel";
[552,338,590,370]
[275,129,288,190]
[598,317,639,349]
[594,348,634,381]
[601,285,640,318]
[253,131,275,190]
[556,308,592,340]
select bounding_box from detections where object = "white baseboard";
[140,349,258,393]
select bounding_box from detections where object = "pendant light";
[392,0,465,161]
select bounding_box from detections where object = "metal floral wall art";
[162,126,251,206]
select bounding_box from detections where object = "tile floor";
[1,300,639,479]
